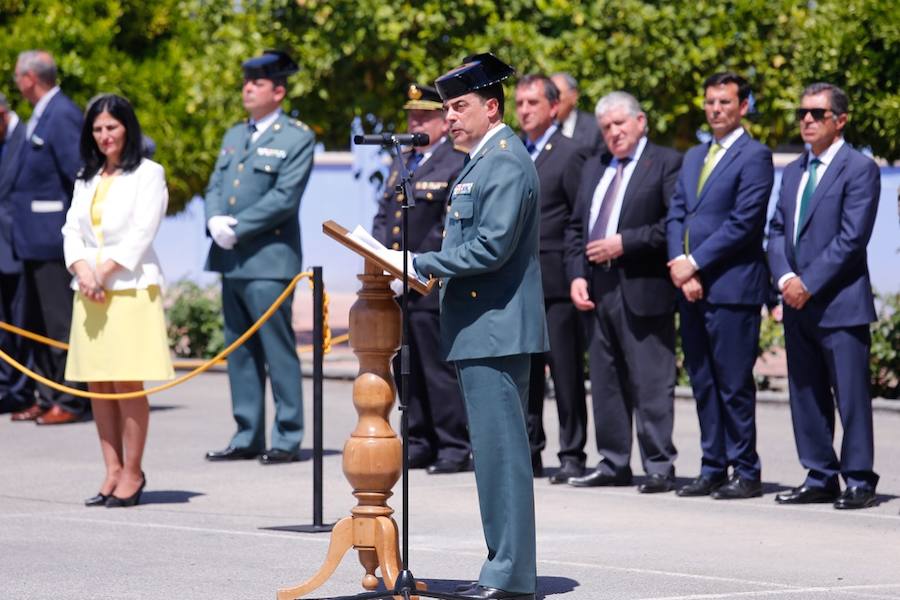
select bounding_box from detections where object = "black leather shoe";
[711,475,762,499]
[459,585,535,600]
[205,446,259,461]
[775,484,839,505]
[84,493,109,507]
[568,468,632,488]
[106,472,146,508]
[259,448,299,464]
[426,457,471,474]
[548,461,584,484]
[638,473,675,494]
[676,475,727,497]
[408,452,434,469]
[833,486,876,510]
[531,453,544,478]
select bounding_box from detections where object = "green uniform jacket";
[415,125,549,361]
[204,112,315,279]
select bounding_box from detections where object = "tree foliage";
[1,0,897,212]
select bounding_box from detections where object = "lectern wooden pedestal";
[277,222,434,600]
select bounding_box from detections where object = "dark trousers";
[456,354,535,594]
[527,297,587,466]
[23,260,87,414]
[223,278,303,453]
[588,269,677,476]
[0,270,34,411]
[783,309,878,490]
[679,299,761,480]
[393,309,470,464]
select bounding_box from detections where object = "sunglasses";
[794,108,833,121]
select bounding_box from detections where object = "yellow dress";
[65,175,175,383]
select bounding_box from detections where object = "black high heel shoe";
[84,492,110,507]
[105,472,146,508]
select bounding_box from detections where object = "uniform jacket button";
[228,197,236,205]
[470,290,477,298]
[391,242,400,250]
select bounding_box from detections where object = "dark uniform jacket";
[0,120,26,273]
[372,137,466,311]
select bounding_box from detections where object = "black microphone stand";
[303,138,473,600]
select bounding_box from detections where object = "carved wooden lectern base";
[277,260,424,600]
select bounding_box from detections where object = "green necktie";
[696,142,723,196]
[795,158,821,243]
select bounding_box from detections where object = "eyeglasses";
[794,108,832,121]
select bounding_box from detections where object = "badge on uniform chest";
[257,147,287,159]
[453,182,473,196]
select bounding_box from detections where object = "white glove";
[208,215,238,250]
[389,278,404,296]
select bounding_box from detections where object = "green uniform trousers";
[455,354,536,594]
[223,278,303,453]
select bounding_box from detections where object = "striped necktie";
[696,142,723,195]
[795,158,821,244]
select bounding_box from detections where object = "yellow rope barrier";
[0,271,347,400]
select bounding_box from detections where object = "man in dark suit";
[768,83,881,510]
[412,53,546,600]
[514,74,588,482]
[0,93,35,415]
[371,83,471,474]
[564,91,682,493]
[666,72,773,499]
[8,50,87,424]
[550,72,603,155]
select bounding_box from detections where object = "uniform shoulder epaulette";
[290,118,311,131]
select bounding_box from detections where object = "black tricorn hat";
[242,50,299,80]
[403,83,443,110]
[434,53,515,101]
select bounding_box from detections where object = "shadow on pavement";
[141,490,204,505]
[298,448,342,460]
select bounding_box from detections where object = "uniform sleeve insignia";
[257,147,288,158]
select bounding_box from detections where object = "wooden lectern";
[277,221,435,600]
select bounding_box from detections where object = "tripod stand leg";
[372,516,427,598]
[277,516,354,600]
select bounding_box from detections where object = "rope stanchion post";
[262,265,334,535]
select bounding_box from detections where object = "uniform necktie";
[524,140,537,155]
[795,157,821,243]
[696,141,723,195]
[245,122,257,150]
[407,151,423,173]
[589,157,629,241]
[463,154,471,167]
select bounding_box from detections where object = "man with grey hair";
[565,91,682,492]
[0,92,35,414]
[514,74,589,482]
[7,50,87,424]
[550,72,602,155]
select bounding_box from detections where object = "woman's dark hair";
[78,94,144,180]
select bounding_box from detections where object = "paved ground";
[2,363,899,600]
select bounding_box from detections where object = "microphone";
[353,132,430,146]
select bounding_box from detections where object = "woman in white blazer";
[62,94,173,508]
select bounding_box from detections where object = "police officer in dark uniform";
[371,83,471,473]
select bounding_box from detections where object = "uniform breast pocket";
[448,198,474,223]
[253,157,282,175]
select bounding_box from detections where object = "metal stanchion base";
[262,523,335,534]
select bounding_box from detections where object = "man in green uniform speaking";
[203,50,314,465]
[411,53,547,600]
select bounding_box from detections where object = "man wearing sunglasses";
[767,83,881,510]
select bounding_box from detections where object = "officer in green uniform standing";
[412,53,547,600]
[203,50,315,465]
[371,83,471,474]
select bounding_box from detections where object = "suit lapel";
[796,143,850,240]
[533,129,561,171]
[780,158,804,246]
[581,153,611,238]
[695,132,747,207]
[620,143,654,224]
[684,147,705,210]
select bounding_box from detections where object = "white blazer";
[62,158,169,291]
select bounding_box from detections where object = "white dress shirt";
[559,110,578,138]
[588,136,648,237]
[3,112,19,142]
[777,137,846,290]
[525,124,558,161]
[467,122,507,158]
[26,86,60,139]
[249,108,281,143]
